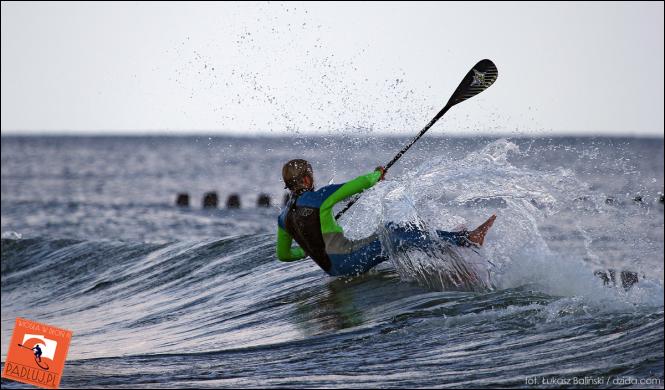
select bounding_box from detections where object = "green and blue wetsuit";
[276,171,470,276]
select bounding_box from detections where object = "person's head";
[282,159,314,193]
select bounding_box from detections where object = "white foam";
[339,139,664,307]
[1,231,22,239]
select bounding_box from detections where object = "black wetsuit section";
[284,195,332,272]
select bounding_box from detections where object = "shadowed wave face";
[1,234,663,388]
[1,136,663,388]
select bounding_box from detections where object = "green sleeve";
[276,226,306,261]
[319,170,382,234]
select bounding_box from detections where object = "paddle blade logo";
[470,69,486,87]
[2,318,72,389]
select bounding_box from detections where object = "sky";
[1,1,664,137]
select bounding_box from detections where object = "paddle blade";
[446,59,498,107]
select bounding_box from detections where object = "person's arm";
[276,226,307,261]
[319,170,382,233]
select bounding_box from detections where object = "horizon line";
[1,130,663,139]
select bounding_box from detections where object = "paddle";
[335,59,498,220]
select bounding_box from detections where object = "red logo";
[2,318,72,389]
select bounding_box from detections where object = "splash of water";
[341,139,664,307]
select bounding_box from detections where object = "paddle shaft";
[334,104,451,219]
[385,104,451,171]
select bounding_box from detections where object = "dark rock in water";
[620,270,639,289]
[202,192,218,208]
[226,194,241,209]
[257,193,271,208]
[594,268,639,290]
[633,195,643,203]
[283,193,290,206]
[176,193,190,207]
[593,270,611,286]
[605,197,616,205]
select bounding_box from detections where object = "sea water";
[1,135,663,388]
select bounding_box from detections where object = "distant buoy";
[257,193,271,208]
[605,197,615,205]
[226,194,241,209]
[176,193,190,207]
[202,192,219,208]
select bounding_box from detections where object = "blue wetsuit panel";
[278,184,343,230]
[327,224,468,276]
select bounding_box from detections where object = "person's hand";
[375,166,386,181]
